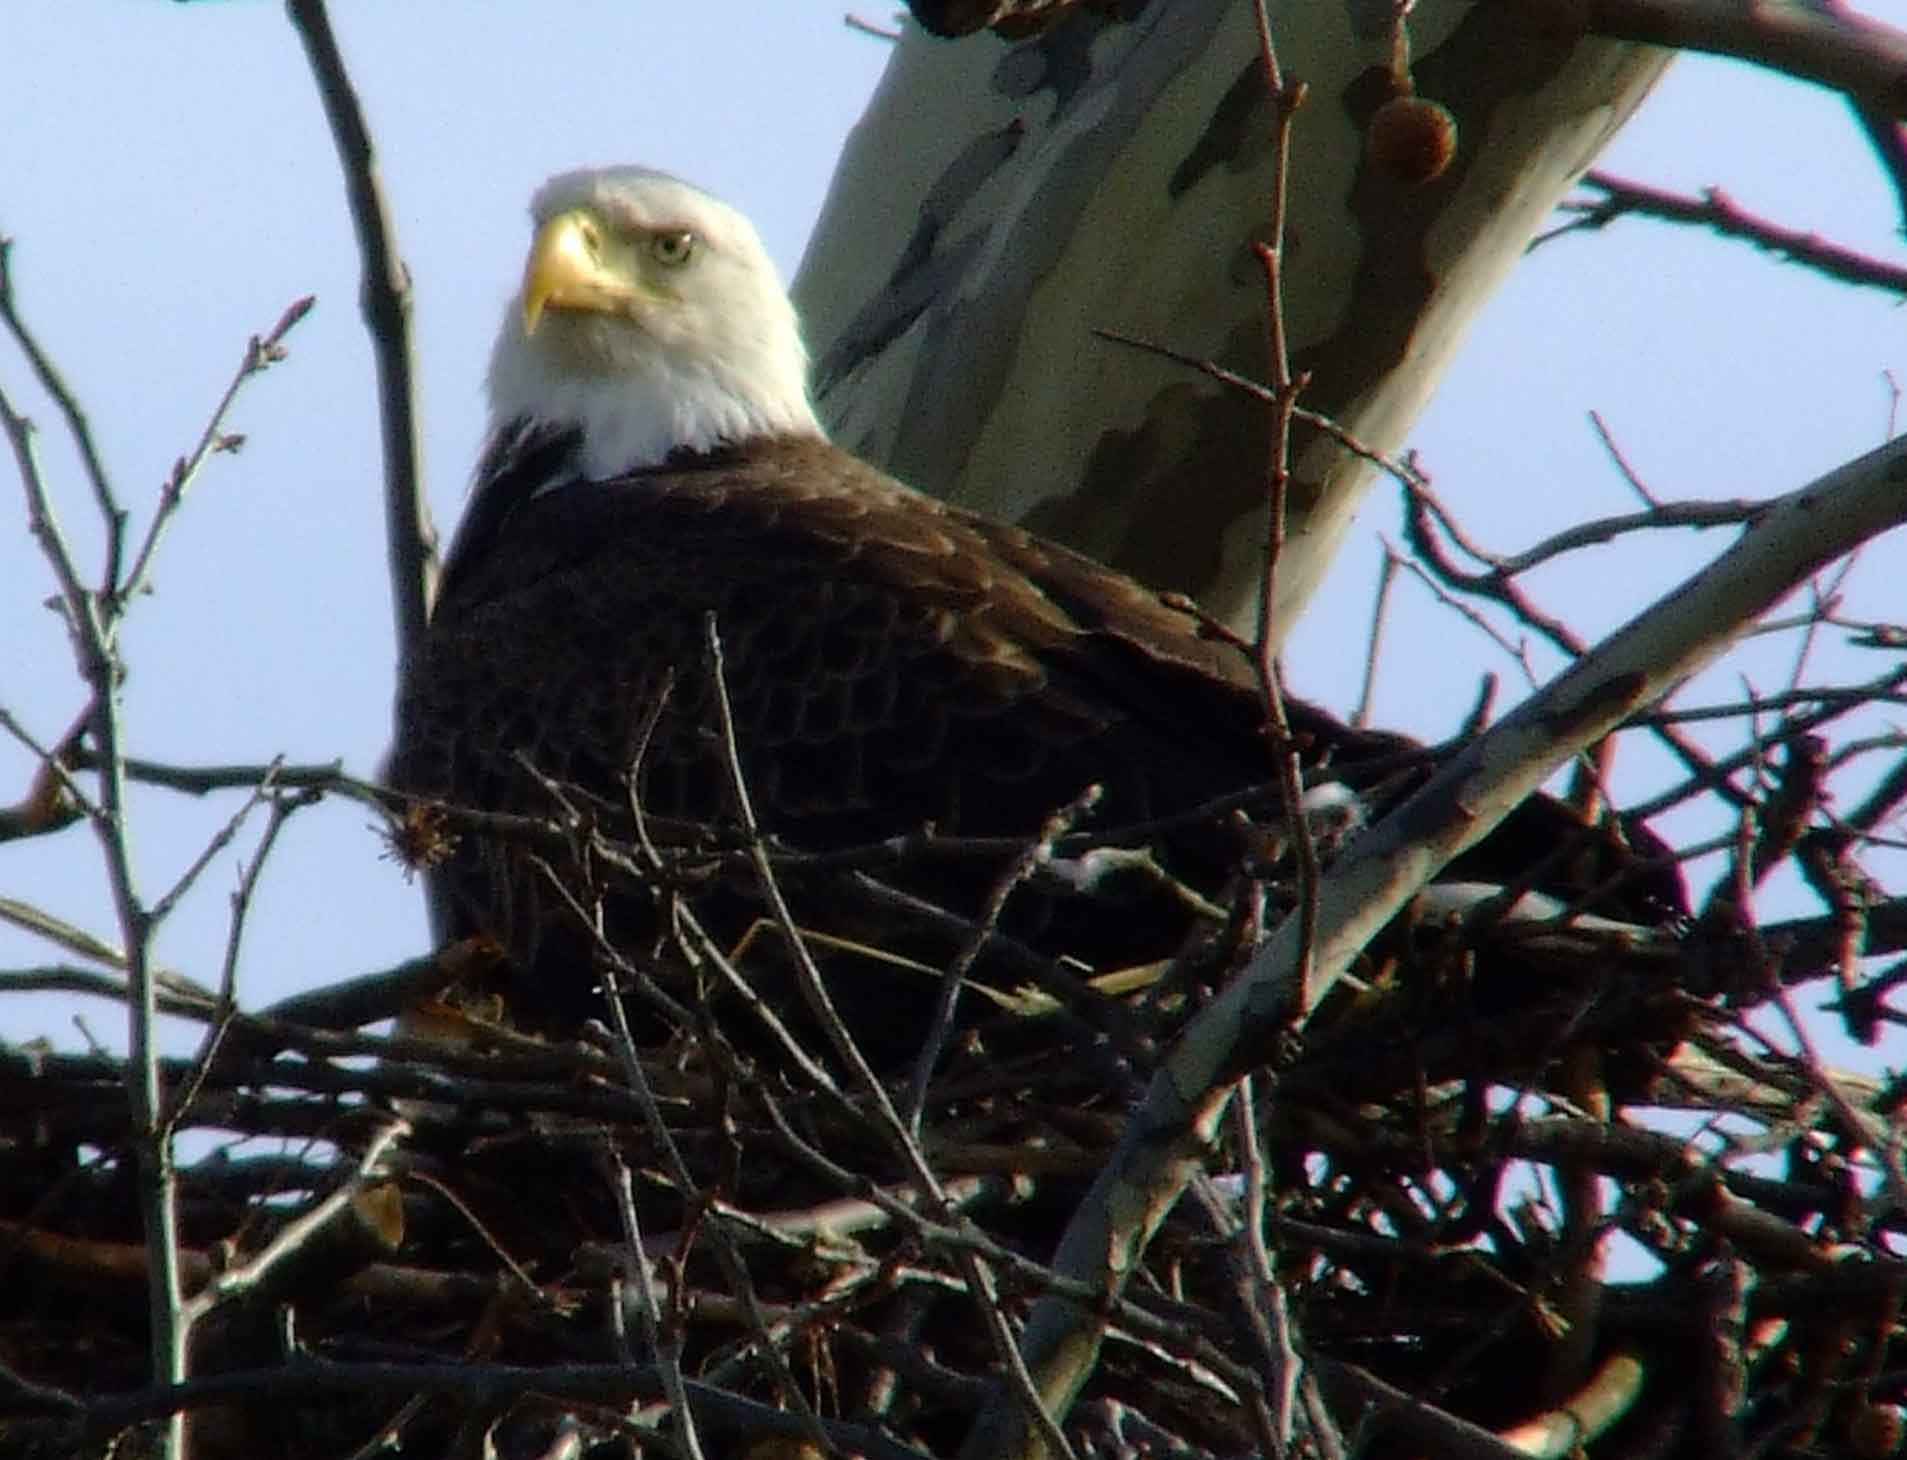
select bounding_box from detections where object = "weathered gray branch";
[285,0,437,679]
[962,434,1907,1459]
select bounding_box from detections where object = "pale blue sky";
[3,3,1903,1051]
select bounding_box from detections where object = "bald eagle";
[388,167,1671,1056]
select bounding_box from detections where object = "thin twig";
[167,786,313,1133]
[3,264,318,1459]
[1587,411,1660,508]
[902,784,1102,1134]
[527,750,922,1453]
[1638,667,1907,727]
[0,294,187,1453]
[844,11,903,41]
[146,768,281,928]
[181,1119,408,1324]
[1352,544,1400,729]
[1488,497,1761,580]
[700,615,1079,1460]
[1627,664,1907,823]
[117,298,313,614]
[1765,983,1907,1216]
[1549,171,1907,297]
[0,705,100,834]
[284,0,436,676]
[1387,546,1538,685]
[0,237,120,578]
[1244,2,1323,1014]
[604,1147,708,1460]
[1224,1082,1306,1455]
[573,786,800,1458]
[110,754,365,799]
[1394,466,1750,813]
[0,964,219,1020]
[1092,323,1753,815]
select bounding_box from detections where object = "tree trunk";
[794,2,1669,640]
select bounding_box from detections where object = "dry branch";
[284,0,436,679]
[1577,0,1907,117]
[1552,171,1907,297]
[967,434,1907,1459]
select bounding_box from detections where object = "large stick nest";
[3,764,1903,1460]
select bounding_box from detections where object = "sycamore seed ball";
[1367,94,1459,186]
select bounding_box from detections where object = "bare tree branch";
[702,614,1081,1460]
[1850,97,1907,234]
[1547,171,1907,297]
[1577,0,1907,117]
[1,278,187,1459]
[118,299,313,612]
[0,237,119,577]
[284,0,437,680]
[965,434,1907,1460]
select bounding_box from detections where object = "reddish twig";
[1549,171,1907,297]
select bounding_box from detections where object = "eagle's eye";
[650,230,696,267]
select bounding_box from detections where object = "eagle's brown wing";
[389,435,1323,1022]
[388,433,1673,1043]
[409,439,1302,803]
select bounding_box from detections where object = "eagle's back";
[388,433,1675,1046]
[389,435,1368,1030]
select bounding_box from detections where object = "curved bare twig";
[284,0,437,680]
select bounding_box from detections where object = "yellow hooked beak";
[521,208,638,334]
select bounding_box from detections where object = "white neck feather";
[487,339,822,479]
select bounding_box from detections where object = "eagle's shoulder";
[435,431,958,605]
[418,432,1396,782]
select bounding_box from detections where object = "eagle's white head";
[486,167,823,479]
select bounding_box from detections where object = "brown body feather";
[389,433,1674,1048]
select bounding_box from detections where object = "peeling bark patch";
[1297,7,1588,421]
[1169,59,1273,199]
[810,233,985,401]
[916,124,1029,264]
[992,38,1052,99]
[1031,301,1352,603]
[1389,779,1477,852]
[886,8,1228,500]
[812,125,1027,398]
[910,0,1153,41]
[1029,379,1269,598]
[809,2,1235,500]
[990,5,1121,114]
[1546,671,1651,741]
